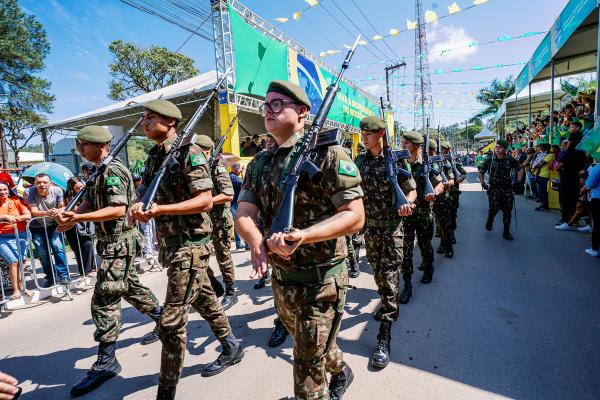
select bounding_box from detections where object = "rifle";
[442,132,465,180]
[379,97,411,210]
[142,70,230,211]
[65,116,143,211]
[210,113,238,168]
[430,126,448,184]
[266,36,362,239]
[422,119,436,199]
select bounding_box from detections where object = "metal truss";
[211,0,235,91]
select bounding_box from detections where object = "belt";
[272,260,346,284]
[366,218,402,228]
[161,234,210,248]
[97,228,138,242]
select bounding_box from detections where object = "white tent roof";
[474,126,496,141]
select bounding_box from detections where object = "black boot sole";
[201,346,245,377]
[330,368,354,400]
[372,356,390,369]
[221,295,238,311]
[70,365,122,398]
[349,271,360,278]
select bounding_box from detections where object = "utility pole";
[384,61,406,106]
[0,121,8,168]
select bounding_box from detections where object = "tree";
[473,77,515,120]
[108,40,199,101]
[0,0,54,167]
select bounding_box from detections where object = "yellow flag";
[425,10,438,23]
[275,17,289,23]
[358,39,368,46]
[372,34,383,41]
[305,0,319,6]
[473,0,488,4]
[326,49,340,55]
[293,11,302,21]
[448,2,461,14]
[319,51,327,57]
[405,20,416,30]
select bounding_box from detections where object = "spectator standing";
[64,177,96,276]
[133,175,158,263]
[584,161,600,256]
[244,134,260,157]
[534,143,553,212]
[229,163,245,250]
[0,181,31,300]
[24,173,70,286]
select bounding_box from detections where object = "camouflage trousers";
[159,244,231,387]
[272,270,348,400]
[209,212,235,286]
[433,195,454,248]
[449,190,461,231]
[92,254,159,343]
[402,209,435,273]
[364,225,405,322]
[488,188,513,226]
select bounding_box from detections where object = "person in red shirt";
[0,181,31,299]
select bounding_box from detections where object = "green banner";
[551,0,597,56]
[528,33,551,81]
[515,68,529,94]
[229,5,378,128]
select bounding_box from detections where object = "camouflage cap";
[402,131,424,144]
[77,126,113,143]
[496,139,509,148]
[267,80,311,110]
[196,134,214,148]
[359,115,386,131]
[143,99,182,120]
[441,140,451,149]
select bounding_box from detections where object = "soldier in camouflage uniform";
[130,99,244,400]
[236,80,365,400]
[196,134,238,311]
[356,116,417,369]
[400,132,444,303]
[429,139,456,258]
[441,141,467,244]
[57,126,162,398]
[342,146,361,279]
[479,139,523,241]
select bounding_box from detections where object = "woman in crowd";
[584,159,600,256]
[63,177,95,276]
[0,181,32,300]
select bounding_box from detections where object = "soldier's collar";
[273,130,302,153]
[366,149,385,159]
[158,134,178,153]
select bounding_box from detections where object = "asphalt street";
[1,167,599,400]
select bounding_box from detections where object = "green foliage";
[0,0,54,166]
[108,40,199,101]
[474,77,515,119]
[126,137,154,165]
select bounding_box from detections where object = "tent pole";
[595,5,600,128]
[515,91,519,148]
[550,58,555,145]
[528,84,532,147]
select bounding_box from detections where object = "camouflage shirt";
[239,132,364,273]
[479,155,521,190]
[210,161,234,219]
[409,155,443,210]
[355,150,416,221]
[85,159,135,238]
[142,134,213,253]
[450,161,467,193]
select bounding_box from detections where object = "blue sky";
[19,0,568,130]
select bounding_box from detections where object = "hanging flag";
[358,39,368,45]
[425,10,438,23]
[275,17,288,23]
[293,11,302,21]
[448,2,461,14]
[405,20,416,30]
[326,49,340,55]
[473,0,488,4]
[319,51,326,57]
[372,34,383,41]
[305,0,319,6]
[390,28,402,35]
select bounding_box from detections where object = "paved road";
[1,168,600,400]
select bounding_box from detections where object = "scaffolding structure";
[413,0,434,133]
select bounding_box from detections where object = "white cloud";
[427,24,477,64]
[363,83,383,97]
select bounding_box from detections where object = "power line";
[349,0,400,60]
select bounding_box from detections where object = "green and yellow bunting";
[338,160,358,177]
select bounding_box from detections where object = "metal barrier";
[0,221,28,311]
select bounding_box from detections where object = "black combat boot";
[253,269,271,289]
[141,305,162,345]
[436,243,445,254]
[371,321,392,369]
[398,273,412,304]
[201,333,245,377]
[71,342,121,397]
[348,253,360,278]
[329,362,354,400]
[485,211,494,231]
[420,266,434,284]
[268,318,289,348]
[451,233,456,244]
[156,384,176,400]
[444,243,454,258]
[502,224,514,241]
[221,284,238,311]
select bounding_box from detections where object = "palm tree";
[473,77,515,121]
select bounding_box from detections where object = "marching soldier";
[478,139,523,240]
[400,132,444,303]
[355,116,417,369]
[236,80,364,400]
[130,99,244,400]
[429,139,456,258]
[196,134,238,311]
[342,145,361,279]
[57,126,162,398]
[441,140,467,244]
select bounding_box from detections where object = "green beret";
[77,126,113,143]
[143,99,182,120]
[196,134,214,148]
[441,140,451,149]
[496,139,509,148]
[403,131,423,144]
[360,116,386,131]
[267,80,311,110]
[428,139,437,150]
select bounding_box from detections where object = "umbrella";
[21,162,74,191]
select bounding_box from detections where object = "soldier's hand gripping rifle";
[429,125,448,184]
[266,36,362,239]
[142,70,230,211]
[443,132,465,181]
[379,97,412,210]
[64,117,143,211]
[422,119,437,199]
[209,113,238,168]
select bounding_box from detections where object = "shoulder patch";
[189,152,207,167]
[338,160,358,177]
[106,176,121,186]
[217,166,228,174]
